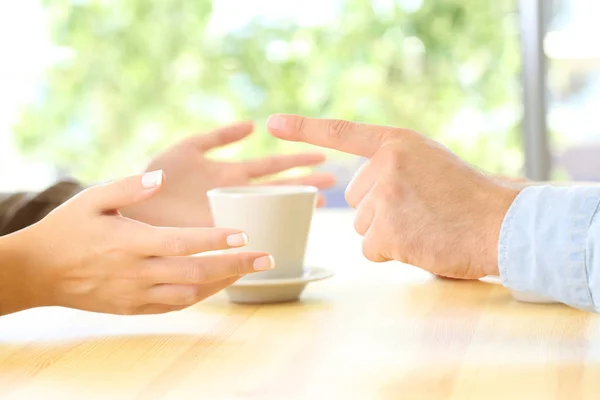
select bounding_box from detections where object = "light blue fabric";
[498,185,600,312]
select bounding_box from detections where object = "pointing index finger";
[267,114,392,158]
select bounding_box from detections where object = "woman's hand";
[1,171,272,316]
[121,122,335,227]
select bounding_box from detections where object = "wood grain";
[1,210,599,400]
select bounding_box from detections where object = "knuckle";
[267,156,281,170]
[327,120,352,142]
[353,218,363,236]
[120,177,139,195]
[226,255,248,277]
[210,231,228,250]
[378,146,404,168]
[361,224,389,263]
[344,188,355,208]
[164,235,188,255]
[353,214,368,237]
[344,164,372,208]
[236,254,254,275]
[197,229,227,252]
[122,266,144,281]
[294,116,306,136]
[106,240,132,260]
[362,239,381,262]
[372,181,396,205]
[380,128,403,143]
[344,184,361,208]
[180,287,200,305]
[185,263,206,283]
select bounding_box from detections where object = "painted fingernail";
[226,232,249,247]
[141,170,163,189]
[267,115,286,131]
[253,255,275,271]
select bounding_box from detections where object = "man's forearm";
[499,185,600,311]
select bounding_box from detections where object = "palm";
[122,122,334,227]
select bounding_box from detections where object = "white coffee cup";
[207,185,318,280]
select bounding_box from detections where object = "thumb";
[81,170,164,212]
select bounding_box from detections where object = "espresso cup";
[207,185,318,280]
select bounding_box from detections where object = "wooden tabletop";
[1,209,599,400]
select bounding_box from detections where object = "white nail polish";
[253,255,275,271]
[141,170,163,188]
[226,232,249,247]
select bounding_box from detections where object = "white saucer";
[225,266,334,304]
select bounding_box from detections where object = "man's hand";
[122,122,335,227]
[267,115,520,279]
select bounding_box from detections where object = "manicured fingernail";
[141,170,163,189]
[267,115,287,131]
[253,255,275,271]
[226,232,248,247]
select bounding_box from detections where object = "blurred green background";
[11,0,522,184]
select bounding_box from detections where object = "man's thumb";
[81,170,164,212]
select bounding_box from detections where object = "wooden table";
[1,209,599,399]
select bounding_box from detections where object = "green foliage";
[14,0,521,182]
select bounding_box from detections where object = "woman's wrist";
[0,229,46,315]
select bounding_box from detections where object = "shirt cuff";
[498,185,600,310]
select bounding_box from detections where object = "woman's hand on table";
[0,171,273,316]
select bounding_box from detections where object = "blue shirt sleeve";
[498,185,600,311]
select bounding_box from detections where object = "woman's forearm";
[0,230,39,316]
